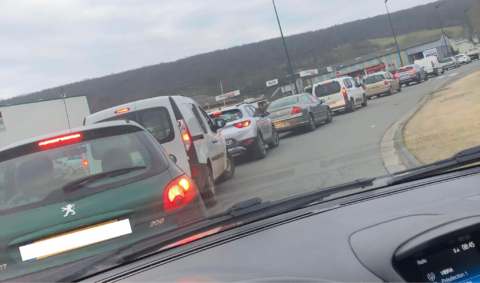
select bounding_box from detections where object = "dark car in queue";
[395,64,428,86]
[265,93,333,133]
[0,120,207,281]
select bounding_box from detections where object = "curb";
[380,78,453,173]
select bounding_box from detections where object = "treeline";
[1,0,478,113]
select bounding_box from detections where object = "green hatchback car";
[0,121,207,281]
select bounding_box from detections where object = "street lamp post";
[272,0,299,94]
[465,7,473,41]
[435,2,451,57]
[384,0,404,67]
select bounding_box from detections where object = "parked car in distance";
[84,96,235,206]
[454,54,471,64]
[264,93,332,133]
[364,71,401,99]
[53,159,68,178]
[395,64,428,86]
[414,57,444,77]
[312,77,367,113]
[0,121,207,280]
[209,103,279,160]
[65,154,85,175]
[441,57,460,70]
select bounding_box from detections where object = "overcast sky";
[0,0,435,99]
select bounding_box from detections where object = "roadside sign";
[0,111,5,133]
[299,69,318,77]
[336,72,340,78]
[423,48,438,58]
[327,67,333,72]
[266,79,278,87]
[215,90,240,101]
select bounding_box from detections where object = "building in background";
[450,38,476,54]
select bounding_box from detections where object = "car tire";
[361,95,368,107]
[425,74,429,81]
[268,127,280,148]
[366,95,371,100]
[68,167,74,175]
[306,114,316,131]
[388,87,394,96]
[325,108,333,123]
[219,152,235,182]
[202,167,217,207]
[254,134,267,160]
[416,75,422,84]
[405,82,410,86]
[347,99,356,113]
[397,84,402,92]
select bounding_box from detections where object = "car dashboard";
[87,168,480,282]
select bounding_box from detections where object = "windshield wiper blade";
[389,145,480,186]
[62,166,147,193]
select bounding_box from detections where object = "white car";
[84,96,235,205]
[209,103,279,160]
[454,54,472,64]
[414,56,444,77]
[311,77,367,113]
[64,154,85,175]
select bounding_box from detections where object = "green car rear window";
[0,125,168,216]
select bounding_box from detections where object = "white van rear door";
[135,99,191,177]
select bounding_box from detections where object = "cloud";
[0,0,434,99]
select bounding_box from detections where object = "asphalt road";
[210,61,480,214]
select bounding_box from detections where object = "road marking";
[436,76,445,80]
[449,73,458,77]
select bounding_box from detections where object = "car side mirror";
[169,154,177,164]
[264,111,270,116]
[320,99,326,105]
[260,113,265,117]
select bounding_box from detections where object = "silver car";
[209,103,280,160]
[265,93,333,133]
[441,57,460,70]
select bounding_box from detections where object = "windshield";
[365,75,384,85]
[2,0,479,281]
[397,66,414,73]
[314,81,341,97]
[267,96,298,110]
[209,109,243,123]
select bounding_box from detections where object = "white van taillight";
[177,119,192,151]
[342,87,347,100]
[163,175,197,212]
[431,61,434,67]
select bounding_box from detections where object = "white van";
[84,96,235,205]
[414,57,444,77]
[311,77,367,113]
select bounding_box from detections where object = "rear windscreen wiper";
[62,166,147,193]
[389,145,480,186]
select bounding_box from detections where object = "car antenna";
[61,86,72,130]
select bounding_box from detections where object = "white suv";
[311,77,367,113]
[84,96,235,205]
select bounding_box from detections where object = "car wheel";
[388,87,394,96]
[219,152,235,181]
[416,75,422,84]
[347,99,356,113]
[202,167,217,207]
[306,114,316,131]
[405,82,410,86]
[325,108,333,123]
[424,73,429,81]
[366,95,371,100]
[268,127,280,148]
[254,134,267,159]
[68,167,74,175]
[397,83,402,92]
[361,94,368,107]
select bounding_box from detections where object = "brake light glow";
[342,87,347,100]
[431,61,435,67]
[82,158,88,167]
[408,70,415,74]
[115,108,130,114]
[38,134,82,148]
[234,120,251,128]
[211,111,222,116]
[177,119,192,151]
[292,107,303,115]
[191,166,199,176]
[384,80,389,86]
[163,175,197,212]
[394,73,399,78]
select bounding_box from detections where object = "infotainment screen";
[395,232,480,282]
